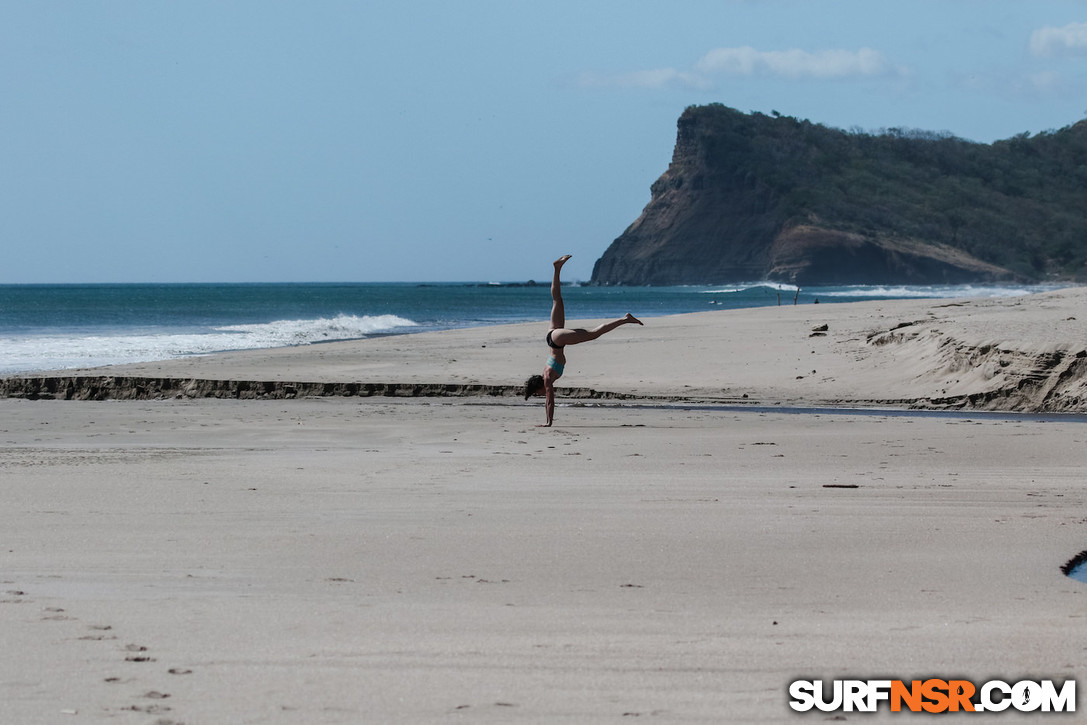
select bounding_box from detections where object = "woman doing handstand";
[523,255,642,426]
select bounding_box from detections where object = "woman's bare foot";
[624,313,643,325]
[554,254,572,269]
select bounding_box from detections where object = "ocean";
[0,281,1066,376]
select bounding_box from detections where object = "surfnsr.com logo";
[789,679,1076,713]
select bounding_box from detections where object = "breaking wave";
[701,282,1066,299]
[0,314,417,375]
[812,284,1061,299]
[701,282,800,294]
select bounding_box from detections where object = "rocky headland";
[592,105,1087,286]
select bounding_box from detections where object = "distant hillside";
[591,104,1087,285]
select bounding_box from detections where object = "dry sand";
[2,290,1087,723]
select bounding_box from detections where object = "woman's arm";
[541,383,555,427]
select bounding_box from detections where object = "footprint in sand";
[80,624,117,641]
[41,607,74,621]
[123,645,155,661]
[121,703,171,714]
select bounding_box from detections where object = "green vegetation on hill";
[683,104,1087,280]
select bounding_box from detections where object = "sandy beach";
[3,290,1087,723]
[7,286,1087,411]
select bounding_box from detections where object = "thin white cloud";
[1030,21,1087,57]
[695,46,894,79]
[1029,70,1063,92]
[576,67,708,90]
[951,68,1074,100]
[577,45,904,90]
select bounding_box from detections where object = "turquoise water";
[0,281,1065,375]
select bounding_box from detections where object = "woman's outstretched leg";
[552,313,642,346]
[549,255,571,329]
[584,313,643,340]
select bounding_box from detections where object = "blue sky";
[4,0,1087,283]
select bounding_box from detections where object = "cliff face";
[764,225,1013,285]
[591,105,1084,286]
[592,109,786,285]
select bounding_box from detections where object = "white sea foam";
[702,282,801,294]
[700,282,1065,299]
[0,314,417,375]
[813,284,1063,299]
[213,314,417,346]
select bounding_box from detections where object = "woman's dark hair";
[524,374,545,399]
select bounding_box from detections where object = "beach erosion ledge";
[0,377,641,402]
[4,287,1087,413]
